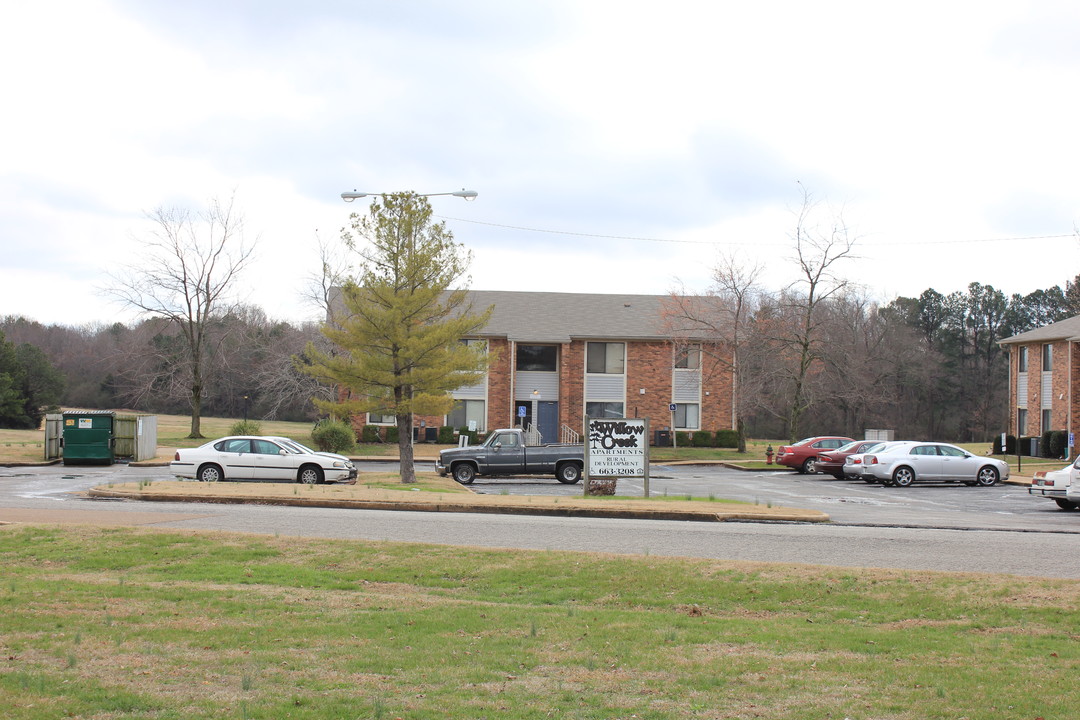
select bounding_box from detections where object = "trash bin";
[61,410,116,465]
[654,430,672,447]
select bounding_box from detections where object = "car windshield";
[836,441,863,453]
[274,438,316,455]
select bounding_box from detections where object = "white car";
[1031,459,1078,510]
[170,435,357,484]
[861,441,1009,487]
[842,441,907,482]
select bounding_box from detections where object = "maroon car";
[775,436,855,474]
[815,440,886,480]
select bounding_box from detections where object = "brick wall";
[625,341,673,427]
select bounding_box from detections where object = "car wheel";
[891,466,914,487]
[975,466,999,487]
[1054,498,1078,511]
[556,462,582,484]
[198,464,223,482]
[801,458,818,474]
[452,463,476,485]
[298,465,324,485]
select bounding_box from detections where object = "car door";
[250,438,297,481]
[216,438,256,480]
[907,445,942,480]
[937,444,976,481]
[485,431,526,474]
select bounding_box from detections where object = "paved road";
[2,462,1078,578]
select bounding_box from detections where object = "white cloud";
[2,0,1079,326]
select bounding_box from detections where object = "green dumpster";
[62,411,116,465]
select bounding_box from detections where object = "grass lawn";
[0,525,1076,719]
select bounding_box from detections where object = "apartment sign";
[586,417,648,478]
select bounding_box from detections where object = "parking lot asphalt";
[3,452,1037,528]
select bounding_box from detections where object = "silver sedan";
[860,441,1009,487]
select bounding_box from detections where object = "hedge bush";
[310,419,356,454]
[1042,430,1068,459]
[229,419,262,436]
[675,431,693,447]
[692,431,712,447]
[386,426,399,444]
[438,425,456,444]
[361,425,381,443]
[714,429,739,448]
[992,434,1015,454]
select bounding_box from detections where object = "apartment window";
[516,345,557,372]
[586,401,625,419]
[1018,347,1028,373]
[1042,409,1052,433]
[446,399,485,432]
[587,342,625,374]
[675,345,701,370]
[673,403,700,429]
[1043,344,1053,371]
[1017,408,1028,435]
[368,412,394,425]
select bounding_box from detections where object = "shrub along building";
[339,290,735,445]
[999,315,1080,447]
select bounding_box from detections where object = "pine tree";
[301,193,492,483]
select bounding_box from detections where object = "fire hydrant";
[765,445,774,464]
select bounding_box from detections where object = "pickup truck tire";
[452,463,477,485]
[556,462,582,484]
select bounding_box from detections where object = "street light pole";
[341,189,478,202]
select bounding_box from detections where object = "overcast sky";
[3,1,1080,327]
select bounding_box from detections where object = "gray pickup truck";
[436,428,585,485]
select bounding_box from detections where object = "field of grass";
[1,525,1076,719]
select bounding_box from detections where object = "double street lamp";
[340,189,478,202]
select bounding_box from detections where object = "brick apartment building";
[999,315,1080,438]
[349,290,735,443]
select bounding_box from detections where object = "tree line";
[0,310,330,427]
[673,278,1080,445]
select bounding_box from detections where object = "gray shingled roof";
[999,314,1080,345]
[328,288,680,343]
[460,291,671,343]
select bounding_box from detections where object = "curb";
[86,487,830,524]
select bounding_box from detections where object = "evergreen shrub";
[692,431,712,447]
[229,420,261,436]
[714,429,739,448]
[311,419,357,454]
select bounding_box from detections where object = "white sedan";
[861,441,1009,487]
[1031,458,1079,510]
[170,435,357,484]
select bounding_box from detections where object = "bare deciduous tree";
[663,251,763,451]
[104,195,254,438]
[775,185,856,440]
